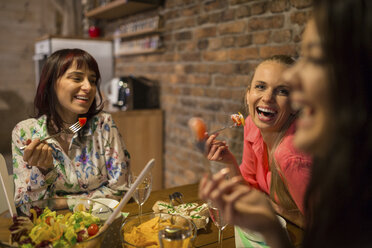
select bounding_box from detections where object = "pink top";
[239,116,312,213]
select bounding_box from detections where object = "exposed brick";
[204,0,228,12]
[218,88,233,99]
[200,100,224,111]
[204,88,220,98]
[235,34,252,47]
[180,4,200,16]
[162,9,180,20]
[290,0,312,9]
[190,87,205,96]
[197,14,210,25]
[209,64,239,74]
[187,75,211,85]
[207,37,223,50]
[175,31,192,41]
[270,0,290,13]
[229,0,254,5]
[169,17,196,30]
[222,36,235,47]
[251,2,267,15]
[177,41,197,52]
[203,50,229,61]
[252,30,271,44]
[272,29,292,43]
[194,26,217,38]
[259,45,297,58]
[184,64,210,73]
[214,75,251,87]
[180,52,201,61]
[236,5,251,18]
[221,9,236,21]
[197,12,221,25]
[238,62,259,74]
[290,10,312,25]
[248,15,284,31]
[219,20,246,35]
[230,47,260,61]
[197,39,209,50]
[231,88,245,100]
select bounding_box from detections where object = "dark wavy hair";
[34,48,104,134]
[303,0,372,247]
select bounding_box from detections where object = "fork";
[209,124,238,135]
[169,191,184,206]
[19,119,85,150]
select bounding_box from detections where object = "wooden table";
[0,183,303,247]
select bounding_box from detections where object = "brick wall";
[106,0,312,188]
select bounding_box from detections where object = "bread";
[152,201,209,229]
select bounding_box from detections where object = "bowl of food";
[120,212,196,248]
[3,198,113,248]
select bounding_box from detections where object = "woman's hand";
[199,170,293,248]
[23,139,53,174]
[205,133,237,165]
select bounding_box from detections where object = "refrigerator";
[33,36,113,88]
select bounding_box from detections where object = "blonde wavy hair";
[245,55,299,212]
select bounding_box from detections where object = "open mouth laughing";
[256,106,277,121]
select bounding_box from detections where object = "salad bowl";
[0,198,114,248]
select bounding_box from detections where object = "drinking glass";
[208,201,227,248]
[208,161,229,247]
[129,172,152,218]
[158,215,195,248]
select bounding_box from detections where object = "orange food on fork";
[188,117,207,141]
[231,112,245,126]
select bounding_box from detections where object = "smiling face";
[247,61,293,133]
[54,60,97,123]
[282,19,332,156]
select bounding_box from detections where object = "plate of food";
[152,200,209,230]
[120,212,196,248]
[67,198,125,220]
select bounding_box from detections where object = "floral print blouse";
[11,112,131,206]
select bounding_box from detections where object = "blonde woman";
[205,55,312,227]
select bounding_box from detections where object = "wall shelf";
[85,0,159,20]
[115,48,164,56]
[113,28,163,39]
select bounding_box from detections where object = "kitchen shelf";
[115,48,164,56]
[113,28,163,39]
[85,0,160,20]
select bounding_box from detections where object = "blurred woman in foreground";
[199,0,372,247]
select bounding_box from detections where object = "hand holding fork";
[20,118,86,173]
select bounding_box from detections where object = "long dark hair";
[303,0,372,247]
[34,49,104,134]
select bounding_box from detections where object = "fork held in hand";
[19,119,85,150]
[209,124,237,135]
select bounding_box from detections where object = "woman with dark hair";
[12,49,131,206]
[199,0,372,247]
[205,55,312,227]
